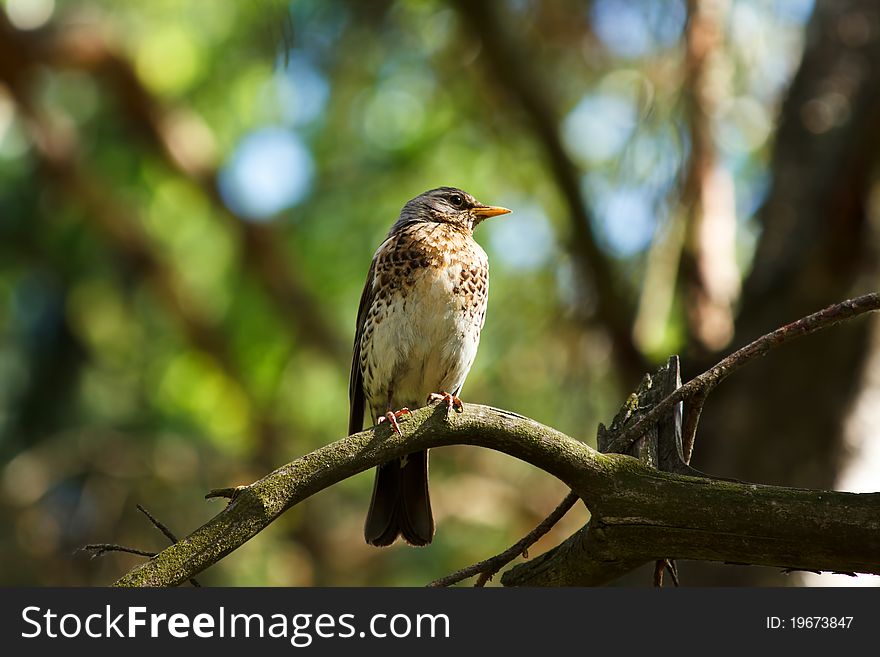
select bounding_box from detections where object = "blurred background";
[1,0,878,586]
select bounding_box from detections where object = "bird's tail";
[364,450,434,547]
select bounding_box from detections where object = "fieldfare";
[348,187,511,546]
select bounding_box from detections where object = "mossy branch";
[111,293,880,587]
[113,401,880,587]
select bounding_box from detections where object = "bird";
[348,187,511,547]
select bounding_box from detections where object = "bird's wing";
[348,255,377,435]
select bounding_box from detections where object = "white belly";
[362,260,484,420]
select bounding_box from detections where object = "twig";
[652,558,680,587]
[136,505,201,587]
[206,486,246,500]
[605,293,880,454]
[681,390,707,464]
[137,504,179,545]
[80,544,156,559]
[81,505,201,586]
[427,491,580,587]
[653,559,664,587]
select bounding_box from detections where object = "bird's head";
[392,187,511,234]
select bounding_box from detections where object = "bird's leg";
[377,408,411,434]
[427,391,464,415]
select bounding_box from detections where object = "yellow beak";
[472,205,512,219]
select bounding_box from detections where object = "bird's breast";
[361,236,489,414]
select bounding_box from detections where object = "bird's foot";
[378,408,411,434]
[427,391,464,416]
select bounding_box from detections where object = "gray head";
[390,187,511,235]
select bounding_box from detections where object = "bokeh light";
[5,0,54,31]
[590,0,686,59]
[218,127,314,221]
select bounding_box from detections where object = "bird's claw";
[378,408,411,434]
[427,392,463,415]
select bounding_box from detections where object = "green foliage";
[0,0,811,585]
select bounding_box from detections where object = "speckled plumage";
[348,187,509,547]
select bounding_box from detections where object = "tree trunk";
[685,0,880,585]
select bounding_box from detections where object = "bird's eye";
[449,194,464,207]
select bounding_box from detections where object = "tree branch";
[501,472,880,587]
[112,404,602,586]
[111,400,880,587]
[426,490,581,587]
[81,505,201,586]
[605,293,880,454]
